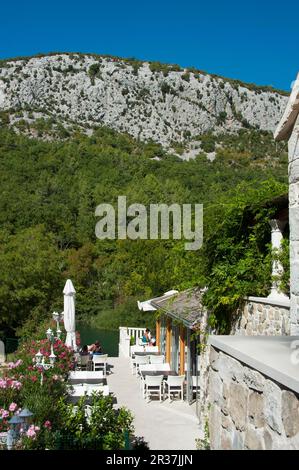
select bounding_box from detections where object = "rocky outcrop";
[0,53,288,146]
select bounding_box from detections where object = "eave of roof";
[150,288,206,329]
[274,72,299,142]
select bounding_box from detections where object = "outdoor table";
[141,371,178,378]
[69,371,104,380]
[68,378,107,385]
[68,384,110,398]
[134,351,161,357]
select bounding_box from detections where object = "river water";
[77,324,119,357]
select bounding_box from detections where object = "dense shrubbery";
[0,334,143,450]
[0,336,73,450]
[0,125,288,337]
[0,338,72,417]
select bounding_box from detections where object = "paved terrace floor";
[107,356,201,450]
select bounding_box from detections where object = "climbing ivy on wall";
[200,179,288,333]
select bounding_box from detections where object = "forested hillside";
[0,125,288,337]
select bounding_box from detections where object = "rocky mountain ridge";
[0,53,288,146]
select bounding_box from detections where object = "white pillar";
[118,327,130,357]
[267,219,289,301]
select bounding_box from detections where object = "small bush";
[181,72,190,82]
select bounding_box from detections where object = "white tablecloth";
[69,384,109,397]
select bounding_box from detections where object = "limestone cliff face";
[0,53,288,145]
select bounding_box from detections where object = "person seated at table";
[88,340,99,352]
[92,341,103,355]
[79,344,89,356]
[141,329,150,344]
[141,328,153,345]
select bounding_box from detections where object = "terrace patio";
[108,356,201,450]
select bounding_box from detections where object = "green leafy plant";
[196,420,210,450]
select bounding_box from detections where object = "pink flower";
[1,410,9,419]
[9,403,18,412]
[30,376,38,382]
[7,359,23,369]
[26,426,36,439]
[26,425,40,439]
[44,420,51,429]
[0,379,7,389]
[12,380,22,390]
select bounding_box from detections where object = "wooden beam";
[179,326,185,375]
[166,318,172,364]
[155,319,160,350]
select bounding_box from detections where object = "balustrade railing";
[118,327,145,357]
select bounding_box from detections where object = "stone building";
[133,80,299,448]
[206,74,299,450]
[275,72,299,335]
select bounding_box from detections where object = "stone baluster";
[267,219,288,301]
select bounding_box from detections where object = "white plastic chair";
[92,355,108,375]
[130,346,146,372]
[144,375,164,402]
[164,375,185,401]
[77,355,90,371]
[134,355,150,376]
[149,355,164,364]
[139,365,157,396]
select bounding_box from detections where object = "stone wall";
[208,346,299,449]
[232,298,290,336]
[289,113,299,334]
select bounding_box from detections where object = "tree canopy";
[0,125,288,337]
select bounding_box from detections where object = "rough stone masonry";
[275,73,299,334]
[208,347,299,450]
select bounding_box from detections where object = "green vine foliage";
[276,237,290,296]
[200,179,288,333]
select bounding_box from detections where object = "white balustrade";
[118,326,146,357]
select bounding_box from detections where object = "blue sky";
[0,0,298,91]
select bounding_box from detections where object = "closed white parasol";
[63,279,77,350]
